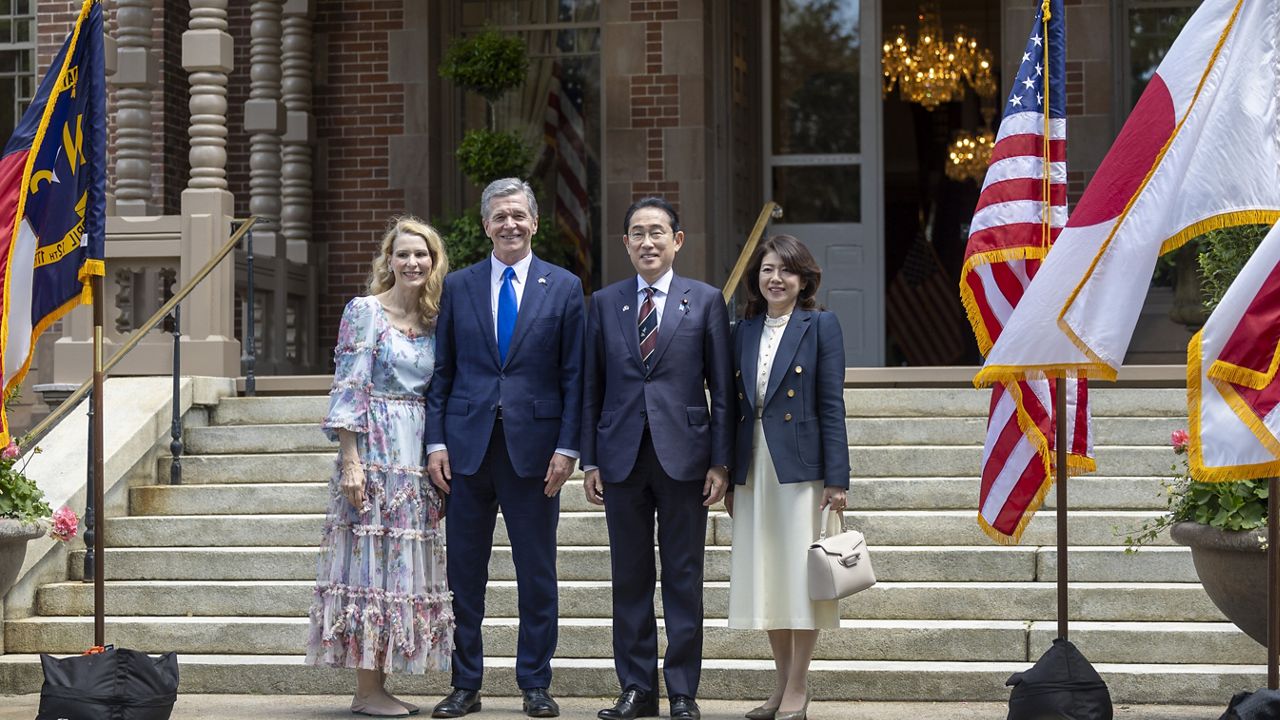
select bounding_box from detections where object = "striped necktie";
[638,286,658,369]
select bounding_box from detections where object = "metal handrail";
[721,202,783,302]
[23,216,260,445]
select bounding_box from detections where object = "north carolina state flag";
[0,0,106,445]
[976,0,1280,387]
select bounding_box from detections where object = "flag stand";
[1055,376,1068,640]
[1269,476,1278,689]
[91,274,104,647]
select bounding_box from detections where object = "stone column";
[113,0,156,216]
[281,0,313,263]
[180,0,240,377]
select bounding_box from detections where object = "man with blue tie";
[581,197,734,720]
[426,178,584,719]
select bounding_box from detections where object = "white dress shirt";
[636,268,674,326]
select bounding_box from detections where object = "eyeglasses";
[627,229,669,243]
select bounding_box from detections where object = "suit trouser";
[603,428,708,698]
[446,419,560,690]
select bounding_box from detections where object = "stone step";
[855,445,1174,477]
[4,617,1031,663]
[0,654,1259,704]
[9,617,1256,665]
[845,416,1183,446]
[101,510,1168,548]
[164,453,335,484]
[35,580,1225,622]
[65,545,1196,584]
[841,388,1186,418]
[211,396,329,426]
[133,475,1178,514]
[182,417,1187,454]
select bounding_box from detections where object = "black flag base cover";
[1219,689,1280,720]
[1006,638,1113,720]
[37,646,178,720]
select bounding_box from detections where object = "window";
[1120,0,1199,112]
[0,0,35,143]
[457,0,602,288]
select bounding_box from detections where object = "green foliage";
[0,443,49,524]
[1125,434,1270,551]
[456,129,533,189]
[439,29,529,104]
[1198,224,1270,311]
[436,206,579,272]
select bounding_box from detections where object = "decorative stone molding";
[247,0,285,232]
[113,0,156,215]
[184,0,234,191]
[281,0,314,263]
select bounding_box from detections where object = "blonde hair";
[367,216,449,328]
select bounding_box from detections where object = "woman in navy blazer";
[725,235,850,720]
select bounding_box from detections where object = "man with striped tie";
[581,197,734,720]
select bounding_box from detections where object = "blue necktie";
[497,266,517,364]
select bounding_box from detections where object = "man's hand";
[583,468,605,506]
[703,465,729,507]
[544,452,575,497]
[340,462,366,510]
[724,491,734,518]
[427,449,452,494]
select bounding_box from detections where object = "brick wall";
[160,0,187,215]
[628,1,681,210]
[313,0,407,344]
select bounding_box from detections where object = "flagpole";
[1055,377,1068,640]
[1268,476,1277,687]
[91,274,104,647]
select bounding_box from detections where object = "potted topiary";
[437,28,575,270]
[1124,224,1272,644]
[0,432,78,599]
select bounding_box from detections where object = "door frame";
[760,0,885,366]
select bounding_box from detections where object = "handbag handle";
[817,504,848,541]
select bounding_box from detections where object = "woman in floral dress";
[306,216,453,717]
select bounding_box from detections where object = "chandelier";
[882,4,997,110]
[946,130,995,183]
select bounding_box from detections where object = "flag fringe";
[1158,210,1280,257]
[958,246,1050,355]
[1187,330,1280,482]
[973,362,1101,388]
[1208,348,1280,390]
[978,471,1053,545]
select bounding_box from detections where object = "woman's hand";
[340,459,366,510]
[821,486,847,513]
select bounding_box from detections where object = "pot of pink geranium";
[0,437,77,599]
[1125,429,1270,644]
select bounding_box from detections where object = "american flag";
[959,0,1094,545]
[544,60,592,283]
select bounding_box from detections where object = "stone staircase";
[0,387,1267,702]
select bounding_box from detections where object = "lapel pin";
[681,298,690,312]
[623,305,630,312]
[538,277,547,285]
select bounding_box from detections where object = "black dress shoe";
[431,688,482,718]
[597,688,659,720]
[522,687,560,718]
[670,695,701,720]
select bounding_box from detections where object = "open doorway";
[881,1,1001,367]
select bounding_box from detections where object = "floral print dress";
[305,295,453,673]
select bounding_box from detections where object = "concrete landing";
[0,694,1225,720]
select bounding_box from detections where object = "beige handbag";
[807,506,876,601]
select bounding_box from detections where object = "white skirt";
[727,420,839,630]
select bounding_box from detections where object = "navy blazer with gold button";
[731,308,850,489]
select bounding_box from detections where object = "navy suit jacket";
[581,274,734,483]
[731,309,850,489]
[425,255,585,478]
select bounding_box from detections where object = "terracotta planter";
[1170,520,1267,645]
[0,519,42,599]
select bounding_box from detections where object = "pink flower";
[1,441,19,459]
[49,506,78,543]
[1171,429,1190,453]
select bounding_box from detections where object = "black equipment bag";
[37,647,179,720]
[1219,689,1280,719]
[1006,638,1112,720]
